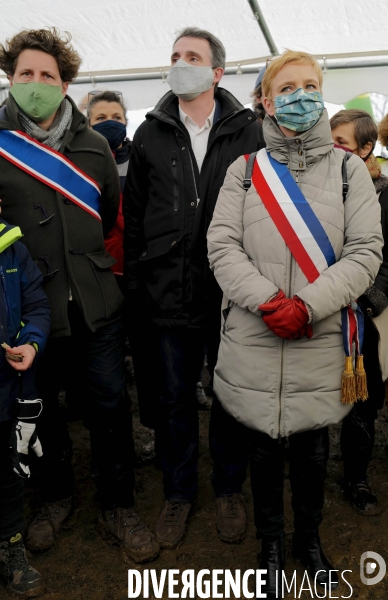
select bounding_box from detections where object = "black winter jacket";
[124,88,264,327]
[0,95,122,337]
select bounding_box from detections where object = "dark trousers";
[0,420,24,541]
[210,395,250,497]
[34,303,135,510]
[153,328,205,502]
[340,317,385,483]
[250,427,329,540]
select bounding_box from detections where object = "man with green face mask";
[0,27,159,573]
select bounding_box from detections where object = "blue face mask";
[91,120,126,150]
[274,88,324,132]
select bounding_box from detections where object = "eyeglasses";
[87,90,123,103]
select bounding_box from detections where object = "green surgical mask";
[10,82,64,122]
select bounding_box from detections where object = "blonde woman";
[207,50,383,597]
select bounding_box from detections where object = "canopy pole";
[246,0,279,57]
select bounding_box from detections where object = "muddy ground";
[2,367,388,600]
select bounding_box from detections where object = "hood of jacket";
[263,108,334,170]
[146,87,257,133]
[0,218,23,254]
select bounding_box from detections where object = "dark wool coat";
[123,88,265,329]
[0,95,122,337]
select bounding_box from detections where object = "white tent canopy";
[1,0,388,109]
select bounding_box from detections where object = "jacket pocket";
[139,232,184,316]
[86,251,123,320]
[222,300,235,333]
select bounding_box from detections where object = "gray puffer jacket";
[207,111,383,438]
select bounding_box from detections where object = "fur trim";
[364,284,388,317]
[374,174,388,194]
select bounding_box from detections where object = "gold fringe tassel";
[355,355,368,401]
[341,356,357,404]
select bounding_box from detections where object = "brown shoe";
[216,494,246,543]
[154,501,191,549]
[26,497,73,551]
[99,508,159,564]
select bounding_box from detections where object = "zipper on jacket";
[0,266,10,327]
[277,246,293,437]
[188,150,200,206]
[277,168,301,436]
[171,152,179,212]
[277,338,285,437]
[174,128,199,206]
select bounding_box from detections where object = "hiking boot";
[344,480,380,516]
[99,508,159,564]
[292,530,338,590]
[155,501,191,549]
[0,533,45,598]
[195,382,212,410]
[216,494,246,543]
[26,497,73,551]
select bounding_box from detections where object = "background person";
[378,114,388,176]
[88,90,130,292]
[0,28,158,564]
[331,109,388,515]
[250,65,266,122]
[0,217,50,598]
[207,50,383,598]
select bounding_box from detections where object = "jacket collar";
[263,109,334,170]
[0,218,23,253]
[146,87,256,133]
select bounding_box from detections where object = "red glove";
[258,290,289,313]
[259,295,313,340]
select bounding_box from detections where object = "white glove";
[10,399,43,479]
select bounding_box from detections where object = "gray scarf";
[19,98,73,150]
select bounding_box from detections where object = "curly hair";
[378,114,388,148]
[0,27,81,82]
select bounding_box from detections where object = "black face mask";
[91,120,126,150]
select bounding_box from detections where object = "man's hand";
[4,344,36,370]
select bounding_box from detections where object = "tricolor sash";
[247,148,336,283]
[341,302,368,404]
[0,129,101,221]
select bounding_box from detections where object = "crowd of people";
[0,25,386,600]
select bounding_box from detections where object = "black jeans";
[340,316,385,483]
[34,303,135,510]
[154,328,205,502]
[0,420,24,541]
[250,427,329,540]
[210,395,250,497]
